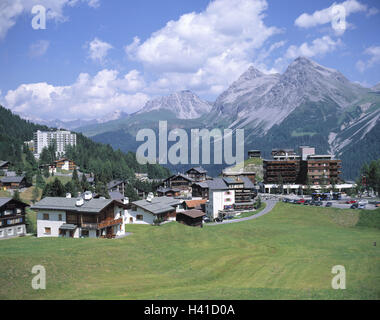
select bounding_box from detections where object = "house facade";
[32,194,129,238]
[164,174,193,191]
[0,198,29,239]
[185,167,207,182]
[125,196,183,225]
[54,158,76,171]
[206,177,256,220]
[0,175,27,190]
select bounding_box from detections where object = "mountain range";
[21,57,380,179]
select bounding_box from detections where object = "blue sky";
[0,0,379,121]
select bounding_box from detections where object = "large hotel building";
[263,146,342,185]
[33,130,77,158]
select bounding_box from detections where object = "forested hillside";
[0,105,170,183]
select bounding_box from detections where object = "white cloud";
[356,46,380,72]
[0,0,99,39]
[2,69,149,121]
[294,0,369,35]
[87,38,113,63]
[125,0,281,96]
[285,36,342,60]
[29,40,50,57]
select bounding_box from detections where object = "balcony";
[98,218,123,229]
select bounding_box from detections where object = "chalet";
[164,173,194,191]
[107,180,125,195]
[0,198,29,239]
[157,187,180,197]
[0,175,27,190]
[39,163,57,174]
[0,161,10,172]
[191,181,210,199]
[176,210,205,228]
[54,158,76,171]
[125,196,183,225]
[185,167,207,182]
[31,193,129,238]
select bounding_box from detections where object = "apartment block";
[33,130,77,158]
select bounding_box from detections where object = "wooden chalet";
[54,158,76,171]
[164,173,194,191]
[0,198,29,239]
[0,175,27,190]
[185,167,207,182]
[157,187,180,197]
[191,181,210,199]
[176,210,205,228]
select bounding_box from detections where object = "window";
[58,214,62,221]
[44,227,51,235]
[43,213,49,220]
[17,227,23,234]
[136,215,143,221]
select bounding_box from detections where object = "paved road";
[206,200,277,226]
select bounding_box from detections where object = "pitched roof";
[208,177,255,190]
[164,173,194,182]
[0,160,9,168]
[207,178,229,190]
[184,199,207,208]
[109,191,124,201]
[0,198,12,207]
[0,175,25,183]
[192,181,211,188]
[186,166,207,174]
[31,197,117,213]
[107,180,124,190]
[0,197,29,208]
[133,196,181,215]
[179,210,205,218]
[157,187,180,193]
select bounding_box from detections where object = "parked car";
[326,202,333,207]
[304,200,311,205]
[315,201,323,206]
[296,199,305,204]
[346,200,357,204]
[351,203,359,209]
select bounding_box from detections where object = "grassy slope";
[0,203,379,300]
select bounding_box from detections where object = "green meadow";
[0,202,379,300]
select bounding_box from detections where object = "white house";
[32,192,129,238]
[206,177,256,220]
[125,195,184,225]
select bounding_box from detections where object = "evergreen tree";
[36,171,45,189]
[13,190,21,201]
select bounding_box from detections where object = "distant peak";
[238,65,264,81]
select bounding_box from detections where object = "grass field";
[0,202,379,300]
